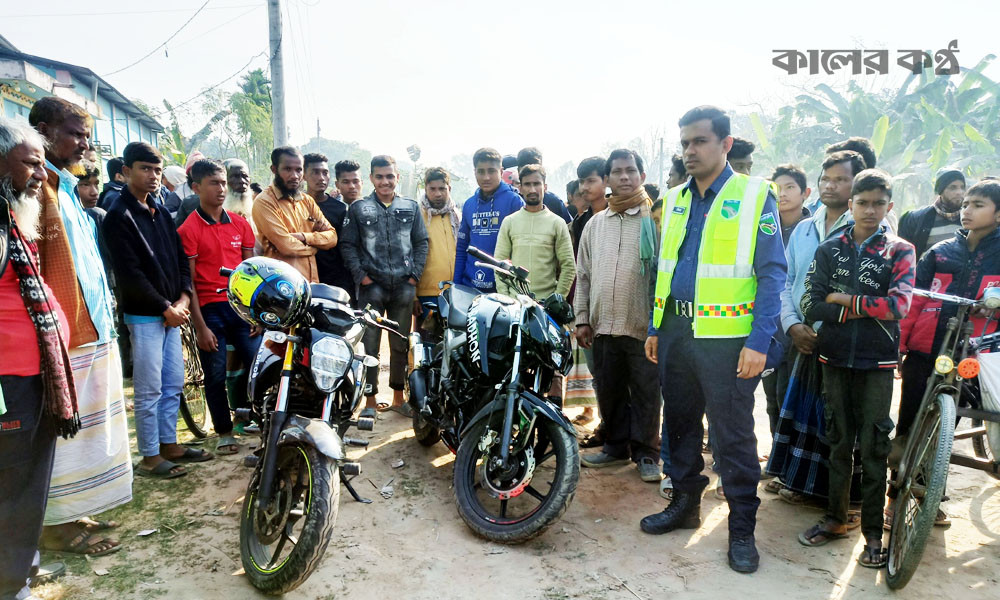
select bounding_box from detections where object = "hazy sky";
[4,0,997,176]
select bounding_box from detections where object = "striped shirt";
[49,161,116,345]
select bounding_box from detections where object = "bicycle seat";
[440,284,479,329]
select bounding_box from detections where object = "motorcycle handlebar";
[467,246,503,268]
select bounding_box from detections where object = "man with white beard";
[223,158,255,224]
[0,116,80,600]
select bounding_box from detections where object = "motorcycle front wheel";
[240,443,340,595]
[453,416,579,544]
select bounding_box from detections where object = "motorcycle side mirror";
[362,355,379,368]
[983,287,1000,310]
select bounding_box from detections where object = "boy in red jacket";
[895,179,1000,524]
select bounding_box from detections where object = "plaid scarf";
[4,196,80,438]
[933,197,961,221]
[419,192,461,238]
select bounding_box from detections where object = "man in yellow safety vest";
[639,106,787,574]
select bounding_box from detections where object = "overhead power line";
[150,51,267,118]
[103,1,211,76]
[0,4,256,18]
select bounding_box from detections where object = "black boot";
[640,490,701,534]
[727,535,760,573]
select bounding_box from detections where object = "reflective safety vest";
[652,174,769,337]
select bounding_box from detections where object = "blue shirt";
[651,164,787,354]
[49,161,117,345]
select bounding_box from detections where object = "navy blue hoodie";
[454,182,524,291]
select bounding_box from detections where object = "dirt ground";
[34,367,1000,600]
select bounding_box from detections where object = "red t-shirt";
[0,263,67,376]
[177,207,256,306]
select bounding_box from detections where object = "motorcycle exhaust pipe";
[408,367,428,414]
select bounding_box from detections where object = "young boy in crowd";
[772,164,812,245]
[895,179,1000,524]
[177,160,257,455]
[797,169,915,569]
[104,142,210,477]
[76,160,115,285]
[453,147,523,293]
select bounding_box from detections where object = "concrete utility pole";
[268,0,288,147]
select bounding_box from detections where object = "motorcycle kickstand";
[340,468,373,504]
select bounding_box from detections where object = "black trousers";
[0,375,56,600]
[358,281,415,396]
[657,312,761,537]
[591,335,661,463]
[762,344,796,437]
[898,352,934,438]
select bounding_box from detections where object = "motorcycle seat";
[441,284,478,329]
[310,283,351,306]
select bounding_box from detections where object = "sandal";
[375,400,392,413]
[78,517,119,531]
[135,460,187,479]
[857,543,888,568]
[779,488,811,506]
[798,519,848,547]
[359,407,377,419]
[846,510,862,530]
[31,562,65,586]
[388,403,412,417]
[170,447,214,463]
[572,413,594,425]
[217,435,239,456]
[763,480,784,494]
[42,528,121,557]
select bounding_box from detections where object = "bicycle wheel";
[179,324,209,438]
[887,392,955,589]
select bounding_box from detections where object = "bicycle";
[886,287,1000,589]
[179,321,210,438]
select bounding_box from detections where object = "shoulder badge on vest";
[672,205,686,215]
[759,211,778,236]
[720,198,741,219]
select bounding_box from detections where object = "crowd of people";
[2,95,1000,598]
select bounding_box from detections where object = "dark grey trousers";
[358,281,415,396]
[591,335,661,463]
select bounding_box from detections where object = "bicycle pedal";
[343,436,369,447]
[355,417,375,431]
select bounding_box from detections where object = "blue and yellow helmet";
[226,257,310,329]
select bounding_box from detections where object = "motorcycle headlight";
[311,336,353,392]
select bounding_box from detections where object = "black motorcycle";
[408,246,579,543]
[221,259,401,594]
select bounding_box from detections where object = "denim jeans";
[358,281,415,396]
[129,320,183,457]
[198,302,256,435]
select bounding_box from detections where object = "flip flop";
[171,447,214,463]
[572,413,594,425]
[78,518,119,531]
[375,400,392,413]
[389,404,412,417]
[798,521,848,547]
[31,562,65,586]
[846,510,862,530]
[42,528,121,557]
[359,407,377,419]
[763,479,784,494]
[216,435,239,455]
[135,460,187,479]
[857,544,888,568]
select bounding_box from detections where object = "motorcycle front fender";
[459,389,576,439]
[248,348,283,407]
[277,414,346,462]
